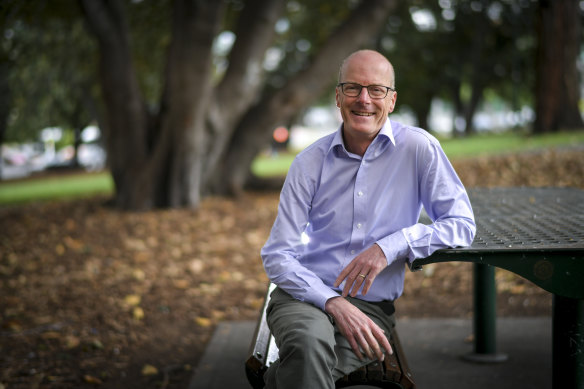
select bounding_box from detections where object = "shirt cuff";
[309,286,341,311]
[376,230,410,265]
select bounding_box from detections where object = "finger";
[361,263,384,296]
[341,270,358,296]
[344,269,366,297]
[361,274,375,295]
[355,332,375,361]
[375,330,393,356]
[363,331,384,361]
[349,272,367,297]
[347,336,365,361]
[366,321,392,358]
[334,262,355,288]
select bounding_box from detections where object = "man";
[261,49,476,388]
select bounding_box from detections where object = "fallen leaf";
[124,294,141,306]
[194,317,212,327]
[141,364,158,376]
[64,335,80,349]
[91,339,104,349]
[1,319,22,332]
[41,331,61,340]
[511,284,527,294]
[83,374,103,385]
[132,269,146,281]
[172,279,190,289]
[55,244,66,255]
[217,271,231,282]
[133,251,150,262]
[133,307,145,320]
[188,259,204,274]
[124,238,147,251]
[64,236,84,251]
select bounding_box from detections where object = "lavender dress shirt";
[261,118,476,311]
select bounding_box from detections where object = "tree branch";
[213,0,286,122]
[220,0,399,194]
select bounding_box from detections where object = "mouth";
[352,111,375,117]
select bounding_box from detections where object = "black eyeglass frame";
[337,82,396,99]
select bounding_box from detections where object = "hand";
[334,244,387,297]
[325,296,392,361]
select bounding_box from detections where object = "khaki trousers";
[264,287,395,389]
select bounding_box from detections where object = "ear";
[388,91,397,113]
[335,87,341,108]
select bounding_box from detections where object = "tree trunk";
[411,91,432,132]
[534,0,583,133]
[156,0,224,208]
[462,9,490,136]
[81,0,224,210]
[82,0,398,209]
[80,0,151,209]
[464,80,484,136]
[216,0,399,195]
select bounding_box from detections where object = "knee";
[279,325,336,364]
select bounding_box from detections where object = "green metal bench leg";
[552,295,584,389]
[463,263,508,363]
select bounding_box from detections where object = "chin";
[349,120,381,134]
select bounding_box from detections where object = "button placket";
[351,163,368,250]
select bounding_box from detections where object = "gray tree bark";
[215,0,399,195]
[81,0,398,210]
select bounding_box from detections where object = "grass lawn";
[0,171,114,205]
[1,130,583,205]
[253,130,584,176]
[438,130,584,158]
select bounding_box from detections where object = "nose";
[356,86,371,103]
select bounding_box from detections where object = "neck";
[342,129,378,157]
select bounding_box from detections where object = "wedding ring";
[359,274,367,278]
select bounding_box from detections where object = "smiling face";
[335,50,397,153]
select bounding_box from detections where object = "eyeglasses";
[337,83,395,99]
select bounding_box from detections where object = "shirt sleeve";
[260,157,340,311]
[377,140,476,264]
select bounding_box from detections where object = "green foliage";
[263,0,358,91]
[125,0,170,108]
[3,2,97,143]
[379,0,539,130]
[0,0,575,153]
[2,0,170,142]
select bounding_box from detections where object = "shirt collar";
[329,117,396,155]
[380,118,396,146]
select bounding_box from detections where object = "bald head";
[338,50,395,89]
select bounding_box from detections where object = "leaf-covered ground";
[1,147,582,389]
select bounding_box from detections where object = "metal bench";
[245,283,416,389]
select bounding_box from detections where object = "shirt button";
[358,191,363,197]
[356,223,362,229]
[351,250,355,255]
